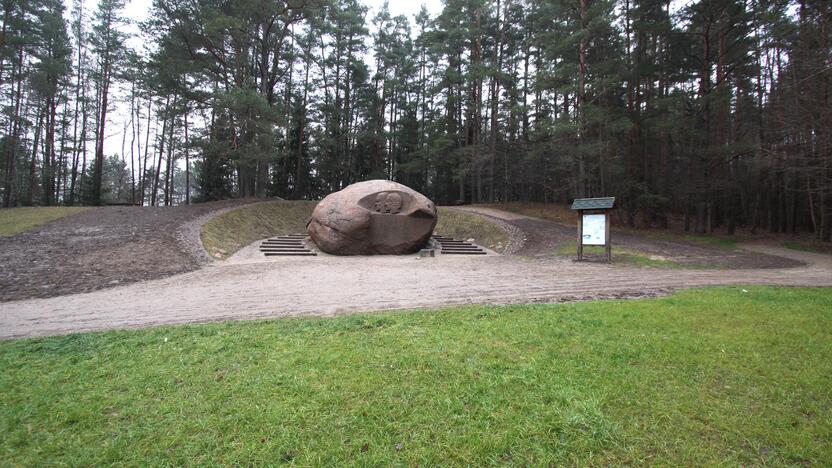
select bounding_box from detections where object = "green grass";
[436,207,509,252]
[200,200,317,259]
[0,206,89,236]
[1,287,830,465]
[650,232,739,250]
[555,244,715,269]
[783,240,832,255]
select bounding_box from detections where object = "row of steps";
[259,235,317,256]
[259,235,486,257]
[432,235,487,255]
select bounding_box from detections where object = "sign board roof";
[571,197,616,210]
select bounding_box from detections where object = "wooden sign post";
[571,197,615,262]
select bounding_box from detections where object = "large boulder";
[307,180,438,255]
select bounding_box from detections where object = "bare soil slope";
[0,199,261,301]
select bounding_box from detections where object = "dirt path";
[453,206,800,268]
[0,199,263,302]
[1,206,830,339]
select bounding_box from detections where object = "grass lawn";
[0,206,89,236]
[2,287,830,465]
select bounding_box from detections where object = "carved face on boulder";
[307,180,438,255]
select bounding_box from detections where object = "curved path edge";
[176,198,271,264]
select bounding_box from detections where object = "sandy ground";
[1,228,830,339]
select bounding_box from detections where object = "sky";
[64,0,445,164]
[114,0,445,45]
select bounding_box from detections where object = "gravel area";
[1,242,829,340]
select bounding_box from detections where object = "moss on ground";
[0,206,90,236]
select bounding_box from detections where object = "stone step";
[263,252,317,256]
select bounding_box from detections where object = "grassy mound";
[200,201,316,259]
[1,286,830,465]
[201,202,509,259]
[435,207,509,252]
[0,206,90,236]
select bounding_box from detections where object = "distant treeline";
[1,0,830,239]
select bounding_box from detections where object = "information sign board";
[581,214,606,245]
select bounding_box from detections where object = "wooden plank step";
[440,250,486,255]
[260,247,311,252]
[262,241,304,245]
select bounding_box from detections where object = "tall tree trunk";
[164,101,175,206]
[140,95,152,205]
[574,0,589,198]
[152,95,170,206]
[92,61,111,205]
[3,46,25,207]
[294,51,311,200]
[27,106,45,206]
[184,110,190,204]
